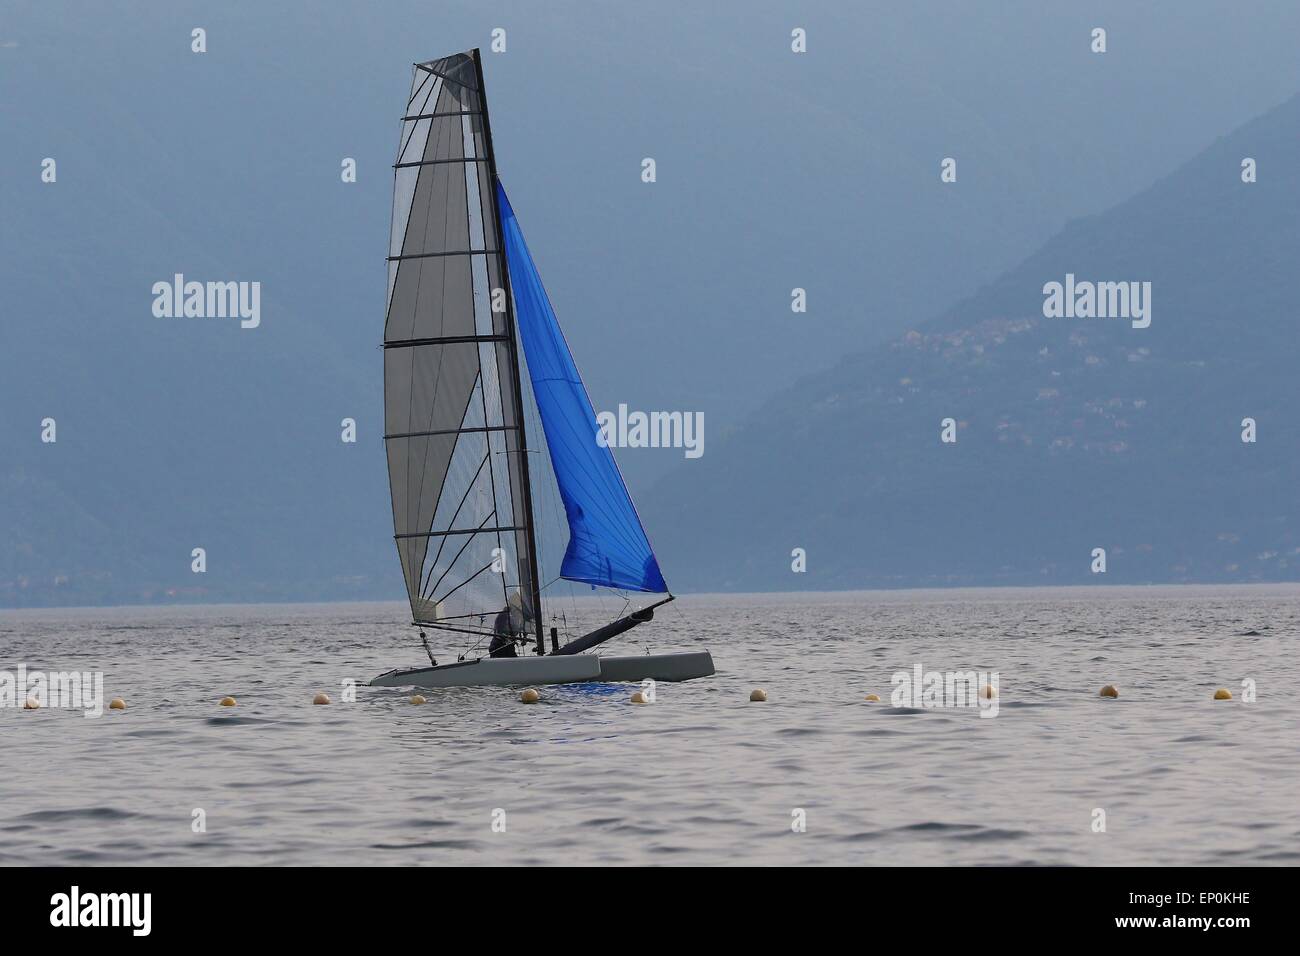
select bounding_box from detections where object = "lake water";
[2,585,1296,865]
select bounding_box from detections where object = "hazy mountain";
[4,2,1300,605]
[646,93,1300,590]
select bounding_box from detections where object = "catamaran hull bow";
[594,651,715,683]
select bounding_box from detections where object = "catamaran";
[370,49,714,689]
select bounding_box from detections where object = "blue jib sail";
[497,180,668,594]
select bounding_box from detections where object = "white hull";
[370,650,713,689]
[371,655,599,688]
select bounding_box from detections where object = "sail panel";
[496,181,668,594]
[385,52,536,626]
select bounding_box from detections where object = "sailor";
[489,591,530,658]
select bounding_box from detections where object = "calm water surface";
[2,586,1297,865]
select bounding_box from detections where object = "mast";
[473,48,545,656]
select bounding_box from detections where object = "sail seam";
[420,447,490,597]
[434,559,497,606]
[399,77,442,159]
[406,69,432,109]
[426,504,496,595]
[415,61,480,90]
[428,508,498,600]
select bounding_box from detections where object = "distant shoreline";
[5,580,1300,616]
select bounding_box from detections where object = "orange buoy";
[220,696,237,707]
[109,698,126,710]
[520,688,540,704]
[1100,685,1119,698]
[749,689,767,702]
[1213,688,1232,700]
[864,693,881,702]
[313,692,331,705]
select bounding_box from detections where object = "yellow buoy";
[220,696,237,707]
[630,691,647,704]
[109,698,126,710]
[410,694,427,705]
[1214,688,1232,700]
[23,696,40,710]
[750,689,767,702]
[520,688,540,704]
[980,685,997,699]
[864,693,881,702]
[313,692,331,705]
[1100,685,1119,698]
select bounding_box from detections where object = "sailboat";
[370,49,714,689]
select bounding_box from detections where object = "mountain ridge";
[644,92,1300,592]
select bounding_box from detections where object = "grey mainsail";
[383,50,540,644]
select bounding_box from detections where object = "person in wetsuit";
[489,608,519,658]
[489,591,531,658]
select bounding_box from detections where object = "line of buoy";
[178,681,1243,713]
[1098,684,1235,701]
